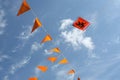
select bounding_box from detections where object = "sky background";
[0,0,120,80]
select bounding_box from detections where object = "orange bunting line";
[78,77,80,80]
[68,69,75,74]
[29,77,38,80]
[37,66,48,72]
[41,34,52,44]
[31,18,42,33]
[17,0,31,16]
[59,58,68,64]
[48,56,57,63]
[49,48,61,53]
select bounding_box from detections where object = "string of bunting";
[17,0,90,80]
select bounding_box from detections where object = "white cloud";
[0,9,7,35]
[59,19,73,30]
[87,51,98,59]
[56,69,75,80]
[113,36,120,44]
[35,68,41,77]
[44,49,53,55]
[0,53,9,62]
[13,25,39,53]
[31,42,43,53]
[107,36,120,45]
[3,75,9,80]
[10,56,31,74]
[51,64,60,70]
[59,19,94,50]
[18,25,37,40]
[81,37,94,50]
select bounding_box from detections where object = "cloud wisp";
[31,42,43,53]
[3,56,31,80]
[10,56,31,74]
[0,53,9,62]
[0,9,7,35]
[18,25,37,40]
[79,53,120,80]
[55,67,75,80]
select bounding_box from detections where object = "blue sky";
[0,0,120,80]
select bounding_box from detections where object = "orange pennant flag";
[17,0,31,16]
[41,34,52,44]
[29,77,38,80]
[37,66,48,72]
[48,56,57,63]
[78,77,80,80]
[59,58,68,64]
[31,18,42,33]
[49,48,61,53]
[68,69,75,74]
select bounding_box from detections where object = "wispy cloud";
[31,42,43,53]
[107,35,120,45]
[12,25,38,53]
[51,64,60,70]
[59,19,94,50]
[112,36,120,44]
[5,43,36,80]
[0,9,7,35]
[80,53,120,80]
[59,19,73,30]
[44,49,53,55]
[56,68,75,80]
[10,56,31,74]
[0,53,9,62]
[3,56,30,80]
[3,75,9,80]
[18,25,37,40]
[35,68,40,77]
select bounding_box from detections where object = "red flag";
[73,17,90,31]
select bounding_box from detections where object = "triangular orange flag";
[48,56,57,63]
[68,69,75,74]
[59,58,68,64]
[31,18,42,33]
[17,0,31,16]
[41,34,52,44]
[37,66,48,72]
[49,48,61,53]
[29,77,38,80]
[78,77,80,80]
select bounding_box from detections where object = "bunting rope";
[17,0,90,80]
[17,0,78,79]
